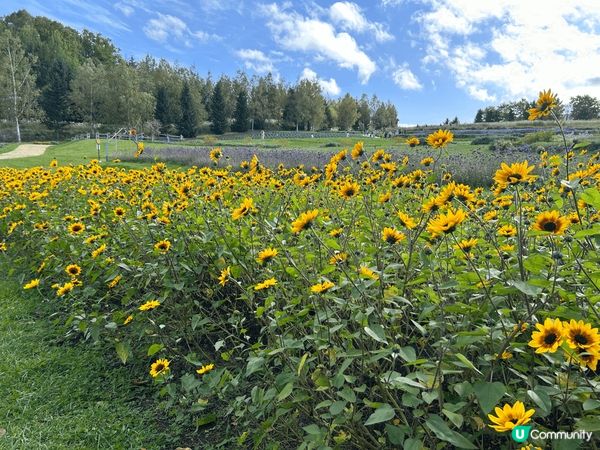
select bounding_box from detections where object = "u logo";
[511,426,531,442]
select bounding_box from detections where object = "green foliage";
[232,89,250,132]
[41,58,73,134]
[522,130,555,144]
[210,79,229,134]
[179,82,197,138]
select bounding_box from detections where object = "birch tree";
[0,29,40,142]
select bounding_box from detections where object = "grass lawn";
[0,143,19,155]
[0,275,181,450]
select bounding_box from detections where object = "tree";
[474,109,484,123]
[210,79,228,134]
[154,86,170,128]
[144,119,161,141]
[179,81,197,137]
[282,87,300,130]
[356,94,371,131]
[324,100,337,130]
[336,94,358,130]
[41,58,72,136]
[295,79,325,130]
[232,89,249,132]
[70,60,107,135]
[0,29,40,142]
[569,95,600,120]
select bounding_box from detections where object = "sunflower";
[108,275,122,289]
[68,222,85,235]
[154,240,171,253]
[114,207,126,218]
[150,358,170,378]
[528,89,558,120]
[487,401,535,433]
[381,227,406,244]
[139,299,160,311]
[351,141,364,159]
[397,211,417,229]
[359,266,379,280]
[65,264,81,277]
[257,248,278,264]
[329,252,348,265]
[378,192,391,203]
[92,244,107,258]
[420,157,434,166]
[454,238,478,252]
[339,180,360,199]
[135,141,144,157]
[291,209,319,234]
[123,315,133,325]
[310,280,335,293]
[406,136,420,147]
[574,347,600,371]
[528,318,564,353]
[23,279,40,289]
[255,277,277,291]
[218,266,231,286]
[532,210,569,235]
[197,363,215,375]
[209,147,222,163]
[232,198,255,220]
[426,129,453,148]
[329,227,343,237]
[498,224,517,237]
[483,210,498,221]
[56,282,74,297]
[493,161,536,186]
[563,320,600,350]
[427,209,467,235]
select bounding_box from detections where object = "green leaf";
[397,346,416,362]
[115,341,129,364]
[508,280,542,296]
[454,353,483,375]
[425,414,477,449]
[527,389,552,414]
[297,353,308,376]
[246,356,265,377]
[277,382,294,401]
[473,381,506,414]
[581,187,600,209]
[385,424,405,445]
[443,409,464,428]
[147,343,164,356]
[196,413,217,427]
[364,324,387,343]
[583,399,600,411]
[576,416,600,432]
[329,400,346,415]
[574,225,600,239]
[365,403,395,426]
[403,438,423,450]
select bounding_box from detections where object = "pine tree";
[232,89,249,132]
[178,82,197,138]
[474,109,484,123]
[210,80,228,134]
[154,86,169,128]
[41,58,72,136]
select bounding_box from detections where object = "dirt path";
[0,143,51,159]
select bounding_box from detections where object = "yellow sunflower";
[528,318,564,353]
[351,141,364,159]
[563,320,600,350]
[498,224,517,237]
[196,363,215,375]
[154,239,171,253]
[232,198,255,220]
[358,266,379,280]
[23,279,40,289]
[68,222,85,235]
[420,157,434,166]
[150,358,170,378]
[488,401,535,433]
[454,238,478,252]
[218,266,231,286]
[426,129,453,148]
[291,209,319,234]
[338,180,360,199]
[406,136,420,147]
[57,282,74,297]
[65,264,82,277]
[256,248,278,264]
[574,347,600,371]
[139,299,161,311]
[532,211,569,235]
[493,161,536,186]
[528,89,558,120]
[427,208,467,235]
[397,211,417,229]
[255,277,277,291]
[381,227,406,244]
[310,280,335,293]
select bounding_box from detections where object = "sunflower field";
[2,96,600,448]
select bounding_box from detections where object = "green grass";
[0,143,19,155]
[0,275,179,449]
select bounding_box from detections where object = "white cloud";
[418,0,600,102]
[260,3,376,83]
[329,2,393,42]
[114,2,134,16]
[299,68,342,96]
[236,49,277,75]
[392,64,423,90]
[143,13,217,46]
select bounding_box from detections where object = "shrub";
[521,130,555,144]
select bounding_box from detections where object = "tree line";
[0,10,398,141]
[474,95,600,123]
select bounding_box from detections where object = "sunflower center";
[155,363,165,372]
[574,334,588,345]
[542,221,557,232]
[544,332,557,345]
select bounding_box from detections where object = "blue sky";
[2,0,600,124]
